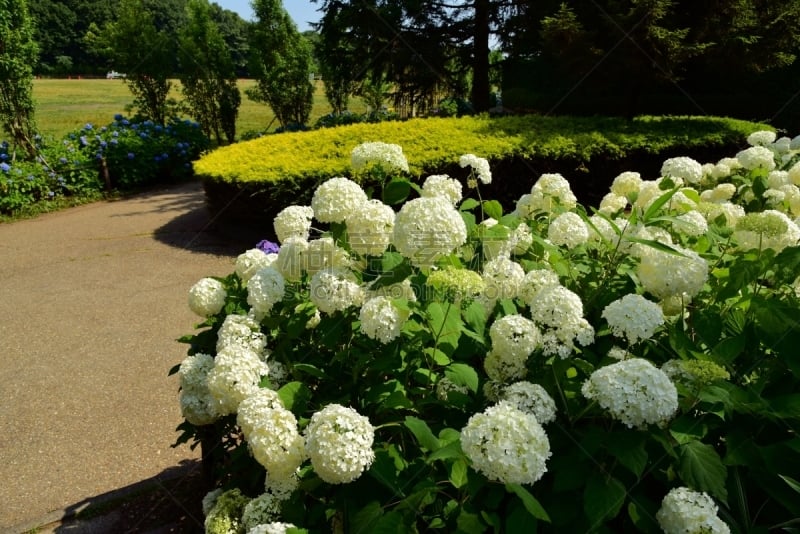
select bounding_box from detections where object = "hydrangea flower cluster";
[581,358,678,428]
[656,487,730,534]
[247,267,287,317]
[311,177,369,223]
[206,345,270,415]
[359,296,408,343]
[188,277,227,317]
[460,402,552,484]
[346,199,395,256]
[459,153,492,185]
[500,381,557,424]
[422,174,463,205]
[601,293,665,345]
[351,141,409,174]
[178,353,218,426]
[304,404,375,484]
[392,196,467,267]
[661,156,704,184]
[273,205,314,242]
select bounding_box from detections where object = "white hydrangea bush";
[176,136,800,532]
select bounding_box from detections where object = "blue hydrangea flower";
[127,152,135,160]
[256,240,280,254]
[0,162,10,172]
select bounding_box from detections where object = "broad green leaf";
[449,458,469,488]
[605,431,648,477]
[427,301,463,356]
[457,510,486,534]
[293,363,326,379]
[350,501,383,533]
[445,363,479,393]
[678,441,728,503]
[427,440,465,463]
[383,178,412,205]
[483,199,503,220]
[369,449,405,496]
[277,381,312,413]
[462,300,487,342]
[712,335,746,365]
[642,186,680,221]
[373,511,406,534]
[460,198,480,211]
[769,394,800,419]
[507,484,551,522]
[404,416,441,452]
[583,474,627,527]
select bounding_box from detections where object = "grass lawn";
[32,78,366,140]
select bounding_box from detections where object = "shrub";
[176,133,800,532]
[196,114,769,234]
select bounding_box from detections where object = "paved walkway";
[0,183,252,531]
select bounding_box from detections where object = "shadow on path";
[48,459,207,534]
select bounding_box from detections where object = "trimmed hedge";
[197,114,769,237]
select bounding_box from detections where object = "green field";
[32,78,365,139]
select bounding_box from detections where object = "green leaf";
[769,394,800,419]
[427,440,465,463]
[460,198,480,211]
[642,186,680,221]
[383,178,411,205]
[625,236,686,256]
[350,501,383,533]
[712,334,746,365]
[373,511,406,533]
[404,416,441,452]
[445,363,479,393]
[678,441,728,504]
[427,301,463,356]
[506,484,551,522]
[456,510,486,534]
[483,199,503,220]
[583,473,627,528]
[293,363,326,379]
[449,459,469,488]
[369,448,405,496]
[779,474,800,495]
[605,430,648,478]
[277,381,312,413]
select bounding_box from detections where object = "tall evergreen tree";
[179,0,241,144]
[0,0,38,158]
[249,0,314,128]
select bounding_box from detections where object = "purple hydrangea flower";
[256,240,280,254]
[0,162,10,172]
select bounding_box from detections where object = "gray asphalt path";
[0,182,252,530]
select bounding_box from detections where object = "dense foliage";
[176,132,800,532]
[196,114,768,231]
[0,115,208,215]
[0,0,39,157]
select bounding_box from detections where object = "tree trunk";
[471,0,491,112]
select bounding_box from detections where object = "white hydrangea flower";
[539,318,595,359]
[179,353,219,426]
[274,237,308,282]
[273,205,314,243]
[633,180,666,212]
[207,346,269,415]
[484,348,528,383]
[245,409,305,482]
[309,267,364,314]
[548,211,589,249]
[366,278,418,302]
[392,196,467,267]
[581,358,678,428]
[501,381,557,424]
[482,256,525,303]
[529,285,585,329]
[527,173,577,214]
[768,170,790,189]
[311,177,369,223]
[305,404,375,484]
[460,402,551,485]
[701,201,745,226]
[700,183,736,204]
[359,296,407,343]
[351,142,409,174]
[518,268,561,306]
[237,388,284,436]
[248,523,299,534]
[306,308,321,329]
[598,192,629,215]
[710,162,732,181]
[586,214,618,245]
[788,161,800,186]
[241,489,294,533]
[346,199,395,256]
[236,249,279,284]
[772,136,792,154]
[673,210,709,237]
[247,267,286,317]
[436,377,469,401]
[734,210,800,252]
[636,244,708,300]
[306,237,350,276]
[602,294,665,345]
[607,346,630,360]
[736,146,776,171]
[510,223,533,255]
[188,277,227,317]
[422,174,463,205]
[216,312,267,354]
[656,487,730,534]
[661,157,703,184]
[459,154,492,184]
[489,314,541,361]
[610,171,642,198]
[747,130,777,147]
[514,193,534,219]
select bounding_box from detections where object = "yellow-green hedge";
[197,114,770,237]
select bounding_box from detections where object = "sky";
[214,1,322,32]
